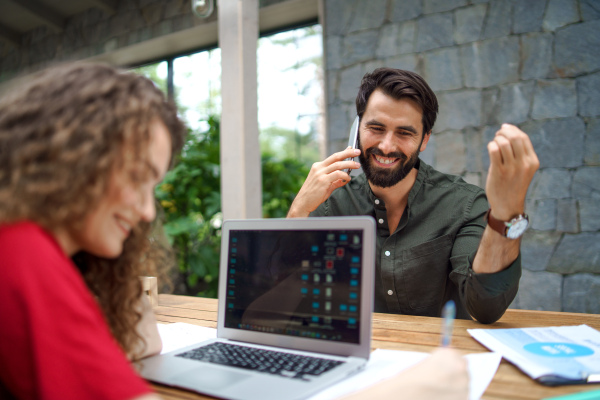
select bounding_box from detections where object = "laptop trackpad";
[171,366,252,391]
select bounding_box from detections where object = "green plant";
[155,116,309,297]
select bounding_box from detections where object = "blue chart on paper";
[524,342,595,358]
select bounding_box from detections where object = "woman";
[0,62,185,400]
[0,62,468,400]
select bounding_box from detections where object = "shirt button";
[375,199,380,205]
[387,290,393,295]
[378,218,384,224]
[384,251,390,256]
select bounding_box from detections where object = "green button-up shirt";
[310,159,521,323]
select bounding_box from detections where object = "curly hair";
[0,62,186,359]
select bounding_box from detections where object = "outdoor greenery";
[155,117,309,297]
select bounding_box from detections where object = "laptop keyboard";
[176,342,344,380]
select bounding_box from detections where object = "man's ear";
[420,131,432,152]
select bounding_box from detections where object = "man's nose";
[378,131,396,154]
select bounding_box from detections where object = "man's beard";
[358,141,421,189]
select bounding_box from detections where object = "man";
[287,68,539,324]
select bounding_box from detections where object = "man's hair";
[355,68,438,135]
[0,62,186,358]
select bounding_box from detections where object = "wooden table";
[152,294,600,400]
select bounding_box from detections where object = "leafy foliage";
[155,116,309,297]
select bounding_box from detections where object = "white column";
[218,0,262,220]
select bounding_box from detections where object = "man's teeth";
[375,155,396,164]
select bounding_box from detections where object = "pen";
[441,300,456,347]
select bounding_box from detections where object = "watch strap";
[485,209,508,237]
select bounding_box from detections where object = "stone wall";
[0,0,293,84]
[323,0,600,313]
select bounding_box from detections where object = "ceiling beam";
[14,0,64,33]
[87,0,117,15]
[0,22,20,46]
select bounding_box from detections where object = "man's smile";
[373,154,399,166]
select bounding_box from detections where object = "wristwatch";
[485,208,529,239]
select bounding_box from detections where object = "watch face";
[506,218,529,239]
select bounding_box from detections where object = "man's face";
[358,90,430,188]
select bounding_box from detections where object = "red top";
[0,221,152,400]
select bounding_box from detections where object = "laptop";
[137,216,376,400]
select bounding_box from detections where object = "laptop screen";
[224,229,363,344]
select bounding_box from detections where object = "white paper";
[468,324,600,381]
[157,322,217,354]
[157,323,501,400]
[308,350,501,400]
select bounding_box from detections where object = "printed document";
[468,324,600,384]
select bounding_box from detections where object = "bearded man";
[287,68,539,324]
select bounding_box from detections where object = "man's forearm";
[286,202,311,218]
[472,226,520,274]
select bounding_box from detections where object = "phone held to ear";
[344,116,360,175]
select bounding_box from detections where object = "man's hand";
[287,147,361,218]
[486,124,539,221]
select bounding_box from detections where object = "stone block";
[435,90,482,132]
[423,0,467,14]
[563,274,600,314]
[328,102,355,141]
[580,0,600,21]
[390,0,423,22]
[347,0,387,33]
[495,81,535,125]
[324,0,356,36]
[416,13,454,52]
[513,0,546,33]
[341,30,379,67]
[556,199,579,233]
[543,0,579,31]
[531,79,577,120]
[376,22,416,58]
[461,37,519,88]
[522,117,585,168]
[521,33,553,80]
[481,0,512,40]
[528,168,572,200]
[554,20,600,77]
[434,130,466,175]
[420,133,435,165]
[579,198,600,232]
[454,4,486,44]
[326,70,338,105]
[577,72,600,117]
[422,47,462,91]
[572,167,600,199]
[325,36,342,71]
[338,64,364,102]
[584,118,600,166]
[481,88,499,126]
[530,199,557,231]
[463,172,481,187]
[521,230,563,272]
[516,269,562,311]
[385,54,419,74]
[548,232,600,274]
[172,13,194,32]
[464,127,484,172]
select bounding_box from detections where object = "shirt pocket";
[398,234,453,310]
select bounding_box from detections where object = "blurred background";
[0,0,598,313]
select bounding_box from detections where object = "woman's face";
[58,120,172,258]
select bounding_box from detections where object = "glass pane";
[258,24,323,166]
[173,49,222,132]
[131,61,168,95]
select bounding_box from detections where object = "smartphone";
[344,116,360,175]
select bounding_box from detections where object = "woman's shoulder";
[0,221,62,252]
